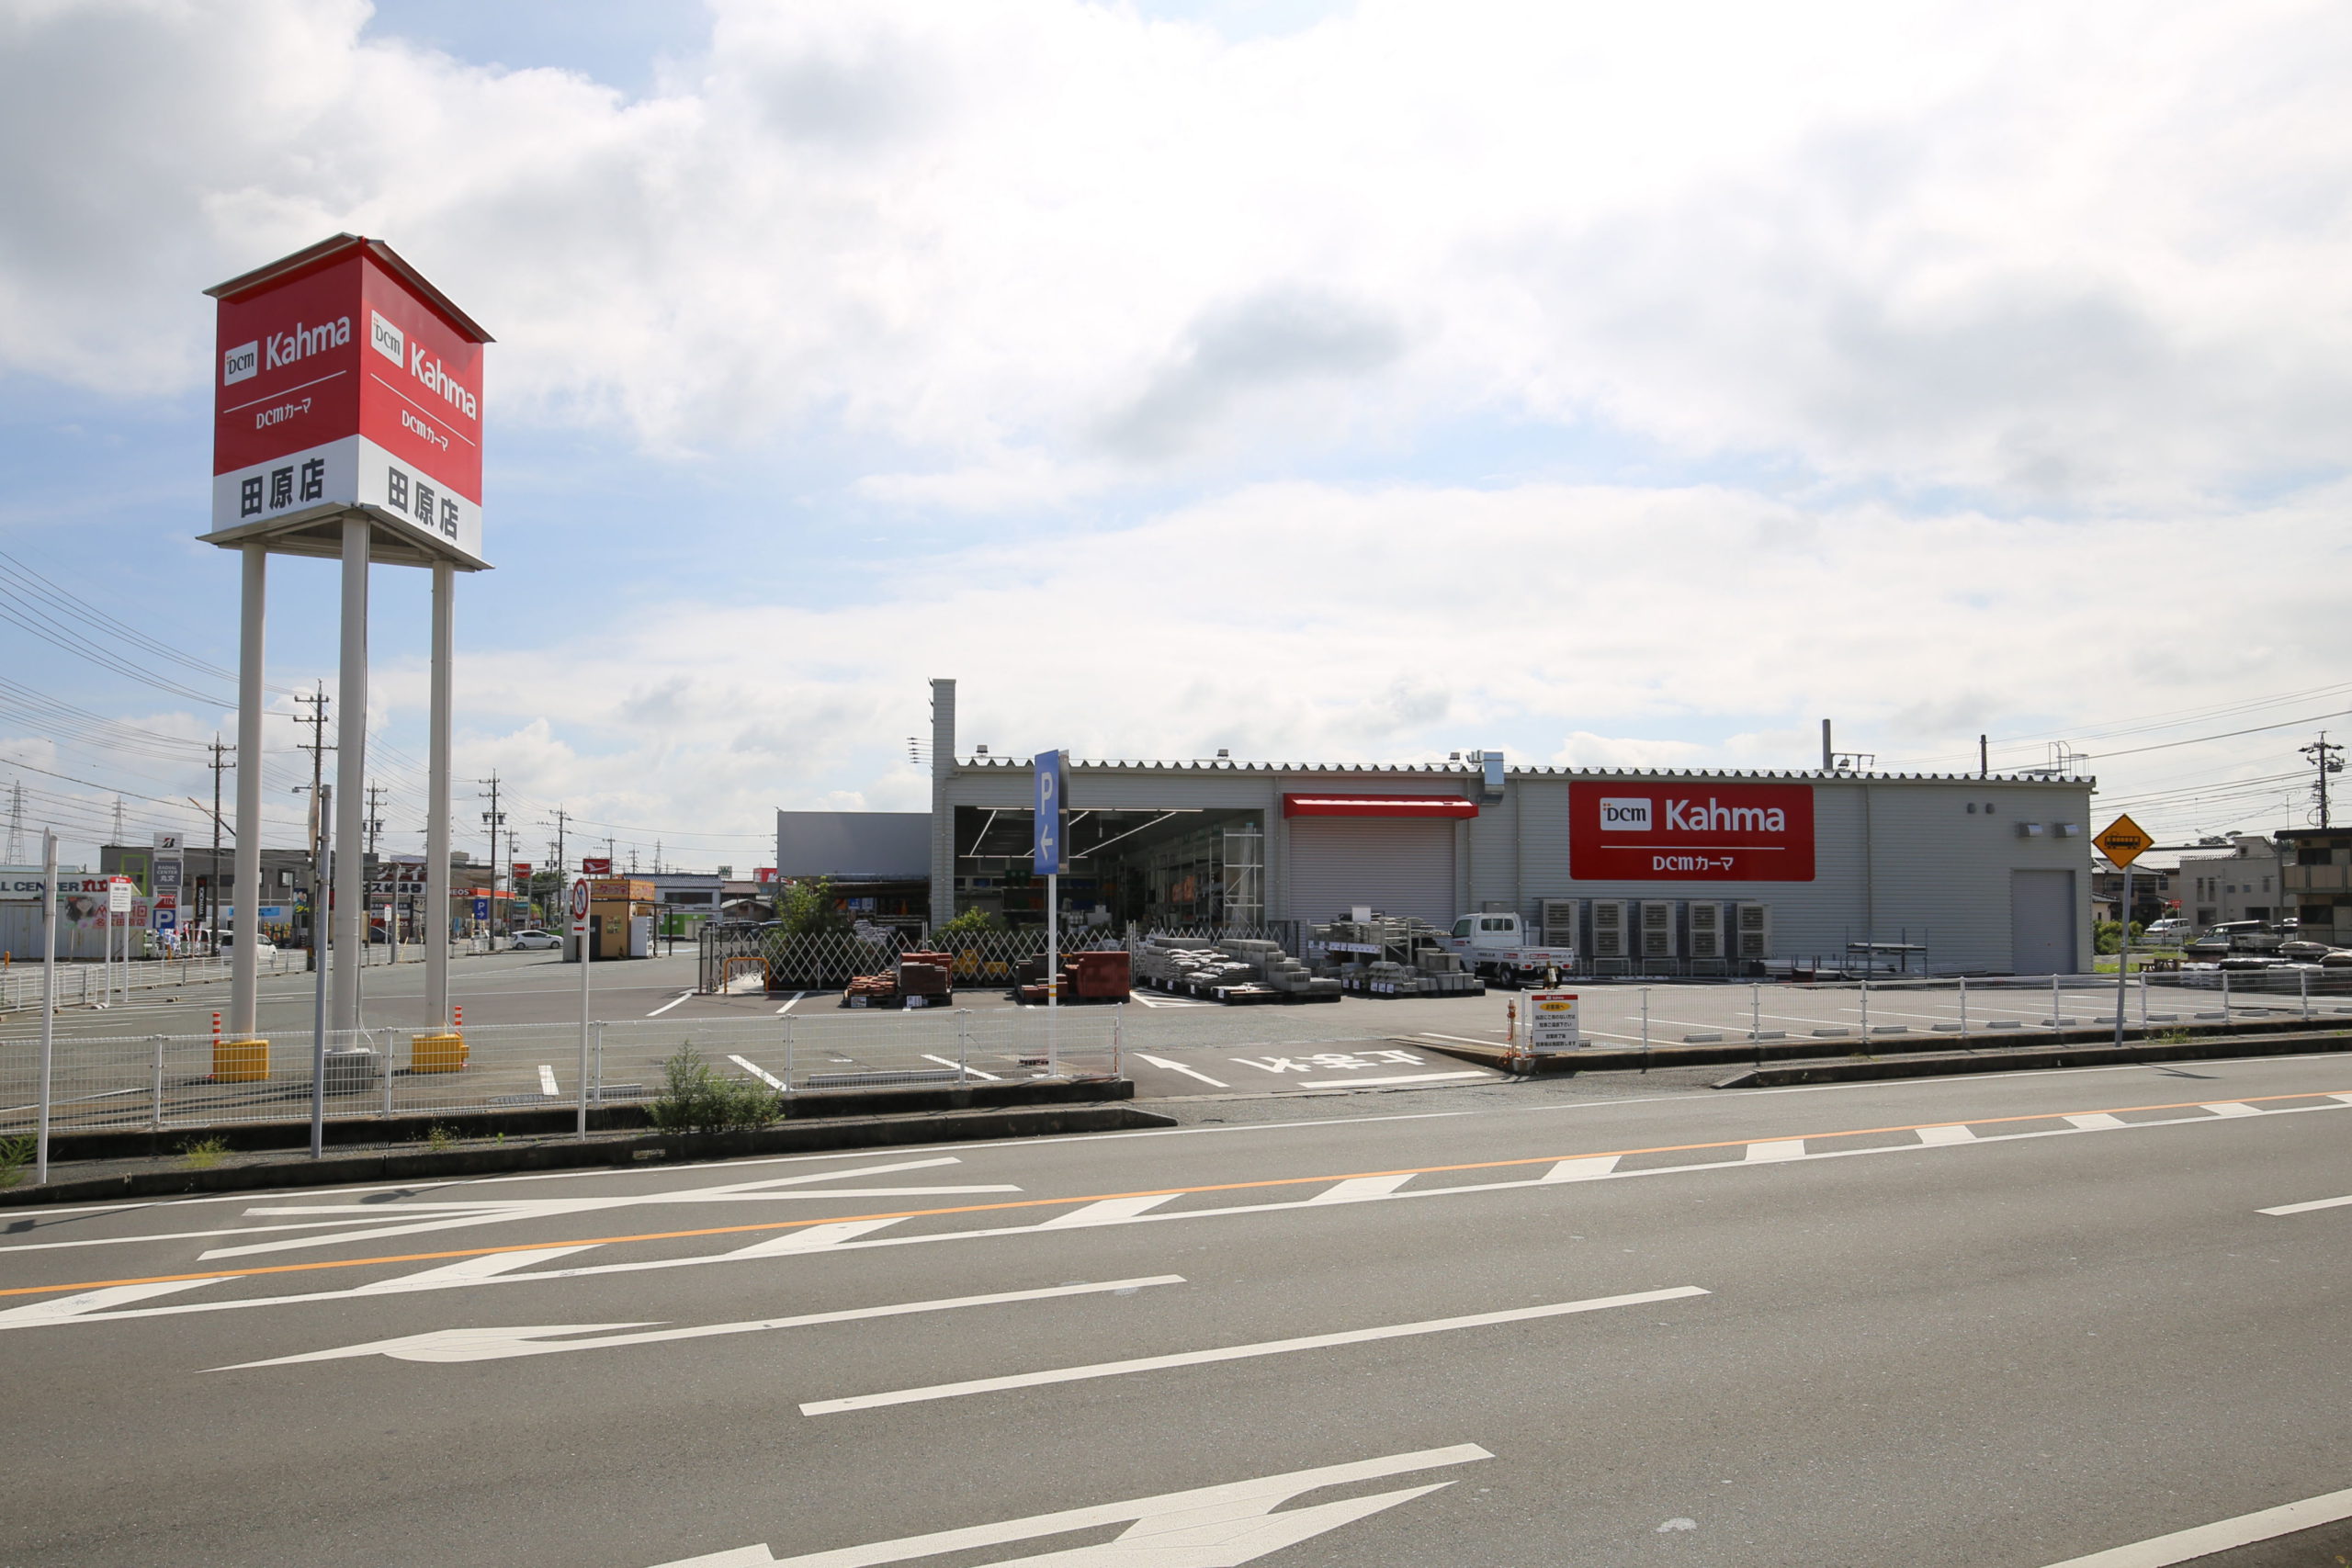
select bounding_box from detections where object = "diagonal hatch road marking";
[3,1087,2345,1303]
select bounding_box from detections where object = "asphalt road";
[3,1050,2348,1566]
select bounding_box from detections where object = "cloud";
[3,0,2348,502]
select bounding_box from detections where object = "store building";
[900,679,2097,976]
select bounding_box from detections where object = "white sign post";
[1528,992,1581,1054]
[572,876,592,1139]
[36,831,55,1186]
[106,875,132,1008]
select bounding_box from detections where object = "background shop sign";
[1568,781,1816,882]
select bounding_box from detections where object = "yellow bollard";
[213,1037,269,1082]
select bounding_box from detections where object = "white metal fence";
[0,1007,1125,1137]
[0,948,311,1012]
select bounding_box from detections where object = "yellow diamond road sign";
[2094,814,2153,869]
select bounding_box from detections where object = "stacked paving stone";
[1217,938,1341,998]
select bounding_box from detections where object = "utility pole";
[292,683,333,968]
[2302,732,2346,829]
[604,836,616,865]
[547,806,570,877]
[628,843,639,875]
[207,737,232,953]
[477,771,504,946]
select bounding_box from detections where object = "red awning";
[1283,793,1478,819]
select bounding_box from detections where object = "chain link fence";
[0,1007,1125,1137]
[0,947,310,1012]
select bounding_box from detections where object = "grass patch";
[0,1134,33,1188]
[650,1045,785,1136]
[180,1135,230,1170]
[423,1123,457,1154]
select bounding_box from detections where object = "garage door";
[2010,868,2078,976]
[1285,817,1456,925]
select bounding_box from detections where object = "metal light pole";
[575,876,592,1140]
[309,784,331,1159]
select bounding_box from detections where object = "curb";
[1401,1012,2352,1077]
[1709,1031,2352,1089]
[2,1100,1174,1208]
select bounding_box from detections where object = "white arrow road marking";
[2260,1191,2352,1216]
[0,1279,218,1328]
[647,1442,1491,1568]
[648,991,693,1017]
[199,1157,1017,1258]
[802,1286,1709,1415]
[921,1055,999,1080]
[216,1275,1185,1370]
[2034,1482,2352,1568]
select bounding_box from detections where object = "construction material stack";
[897,948,952,1007]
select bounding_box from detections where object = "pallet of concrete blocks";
[1218,939,1341,1001]
[1412,951,1482,996]
[1346,959,1427,997]
[1135,935,1257,994]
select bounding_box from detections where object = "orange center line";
[3,1087,2343,1301]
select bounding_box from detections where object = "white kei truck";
[1436,912,1577,987]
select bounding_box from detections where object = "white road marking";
[350,1247,604,1293]
[2259,1191,2352,1216]
[647,991,693,1018]
[1541,1155,1622,1181]
[728,1055,788,1090]
[0,1216,454,1255]
[921,1054,999,1080]
[726,1219,908,1257]
[27,1098,2352,1333]
[1131,992,1215,1009]
[775,992,808,1015]
[2201,1101,2263,1117]
[1135,1053,1229,1089]
[647,1444,1491,1568]
[1037,1195,1177,1227]
[197,1158,1012,1258]
[537,1065,560,1096]
[1916,1124,1978,1145]
[1306,1174,1417,1203]
[2034,1483,2352,1568]
[1297,1070,1489,1089]
[1413,1032,1512,1049]
[2064,1112,2128,1130]
[1745,1139,1807,1162]
[801,1286,1708,1414]
[220,1275,1187,1371]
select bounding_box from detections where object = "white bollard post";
[1751,982,1761,1040]
[1959,974,1968,1038]
[2051,972,2061,1032]
[2222,968,2231,1021]
[151,1035,164,1131]
[2301,967,2310,1021]
[1640,987,1650,1053]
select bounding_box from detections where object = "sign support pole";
[331,517,369,1037]
[229,541,266,1044]
[2114,864,2131,1047]
[1046,870,1058,1073]
[36,830,55,1186]
[576,877,592,1140]
[311,784,331,1159]
[425,561,454,1029]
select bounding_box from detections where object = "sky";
[2,0,2348,872]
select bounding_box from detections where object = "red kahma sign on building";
[1568,781,1816,882]
[206,234,492,567]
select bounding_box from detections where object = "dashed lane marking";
[5,1088,2343,1304]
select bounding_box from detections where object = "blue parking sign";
[1033,750,1065,874]
[472,897,490,919]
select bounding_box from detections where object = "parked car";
[2184,919,2282,960]
[2142,918,2186,943]
[215,931,277,954]
[508,930,560,951]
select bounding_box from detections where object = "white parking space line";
[728,1055,788,1090]
[2259,1191,2352,1216]
[2036,1483,2352,1567]
[922,1054,1000,1080]
[1135,1053,1229,1089]
[775,992,808,1015]
[800,1285,1711,1415]
[1414,1032,1511,1049]
[537,1065,560,1096]
[1745,1139,1807,1162]
[1131,992,1215,1010]
[647,991,692,1018]
[1915,1124,1978,1145]
[1297,1070,1489,1089]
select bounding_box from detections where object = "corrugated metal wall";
[1286,816,1456,925]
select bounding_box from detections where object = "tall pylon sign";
[200,234,494,1063]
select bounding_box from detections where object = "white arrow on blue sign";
[1033,750,1066,874]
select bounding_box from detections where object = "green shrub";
[649,1045,784,1135]
[181,1135,230,1170]
[0,1134,32,1188]
[936,907,1001,940]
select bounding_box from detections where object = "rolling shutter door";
[1284,817,1456,925]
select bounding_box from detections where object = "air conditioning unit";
[1687,900,1726,960]
[1539,898,1580,949]
[1735,901,1771,961]
[1639,899,1678,958]
[1589,899,1628,960]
